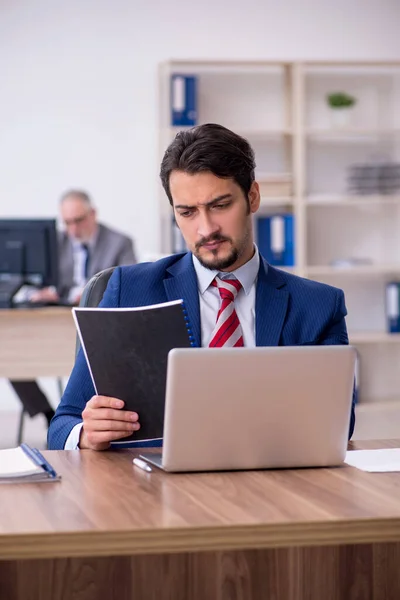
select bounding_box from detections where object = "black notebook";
[73,299,194,443]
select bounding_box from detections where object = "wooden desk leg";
[1,543,400,600]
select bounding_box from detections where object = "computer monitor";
[0,219,58,308]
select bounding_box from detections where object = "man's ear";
[248,181,260,214]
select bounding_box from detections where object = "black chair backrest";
[75,266,116,358]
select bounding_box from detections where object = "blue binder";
[386,282,400,333]
[170,74,197,126]
[257,214,295,266]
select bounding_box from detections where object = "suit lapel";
[163,254,201,347]
[256,258,289,347]
[162,254,289,348]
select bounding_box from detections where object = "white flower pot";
[330,107,353,129]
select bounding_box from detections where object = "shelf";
[259,197,294,207]
[237,129,293,139]
[305,195,400,207]
[354,399,400,441]
[164,59,291,69]
[305,61,400,69]
[349,332,400,344]
[306,265,400,277]
[356,398,400,409]
[307,129,400,139]
[161,59,400,443]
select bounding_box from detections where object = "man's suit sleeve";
[319,289,356,440]
[47,268,122,449]
[319,289,349,345]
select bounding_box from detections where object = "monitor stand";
[0,274,24,308]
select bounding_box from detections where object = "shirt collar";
[192,245,261,296]
[71,225,99,251]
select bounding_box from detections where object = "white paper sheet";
[345,448,400,472]
[0,447,41,477]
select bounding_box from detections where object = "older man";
[10,189,136,427]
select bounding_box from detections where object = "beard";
[196,246,240,271]
[194,230,249,271]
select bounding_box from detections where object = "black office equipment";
[0,219,58,308]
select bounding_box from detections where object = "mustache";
[196,234,231,251]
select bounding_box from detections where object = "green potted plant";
[326,92,357,129]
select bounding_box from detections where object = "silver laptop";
[140,345,356,472]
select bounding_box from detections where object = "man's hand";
[79,396,140,451]
[30,287,60,303]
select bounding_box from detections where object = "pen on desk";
[133,457,152,473]
[21,443,58,478]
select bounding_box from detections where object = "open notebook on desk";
[0,444,61,483]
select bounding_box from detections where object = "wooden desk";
[0,307,76,379]
[1,440,400,599]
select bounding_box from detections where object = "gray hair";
[60,189,92,206]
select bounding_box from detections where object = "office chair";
[75,266,117,358]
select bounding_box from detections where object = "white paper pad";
[345,449,400,472]
[0,447,41,478]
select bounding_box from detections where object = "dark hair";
[160,123,256,206]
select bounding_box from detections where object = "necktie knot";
[212,276,242,302]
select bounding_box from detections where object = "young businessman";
[48,124,355,451]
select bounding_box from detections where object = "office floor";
[0,411,48,449]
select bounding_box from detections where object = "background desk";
[0,307,76,379]
[1,440,400,599]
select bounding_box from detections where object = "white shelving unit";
[159,60,400,439]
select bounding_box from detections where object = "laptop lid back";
[161,346,356,472]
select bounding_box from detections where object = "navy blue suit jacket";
[48,253,356,449]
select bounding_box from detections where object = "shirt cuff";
[64,422,84,449]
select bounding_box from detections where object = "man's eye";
[179,211,193,218]
[213,203,229,210]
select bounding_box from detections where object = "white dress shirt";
[64,247,261,449]
[67,231,98,304]
[192,248,259,347]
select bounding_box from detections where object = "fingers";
[85,419,140,432]
[85,429,139,445]
[87,395,124,409]
[31,288,59,302]
[84,396,139,422]
[83,407,139,423]
[80,395,141,451]
[79,426,140,450]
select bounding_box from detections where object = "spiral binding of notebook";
[181,302,196,347]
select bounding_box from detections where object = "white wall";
[1,0,400,411]
[1,0,400,257]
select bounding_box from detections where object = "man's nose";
[197,213,220,238]
[67,223,79,236]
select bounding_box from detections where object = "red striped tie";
[209,276,244,347]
